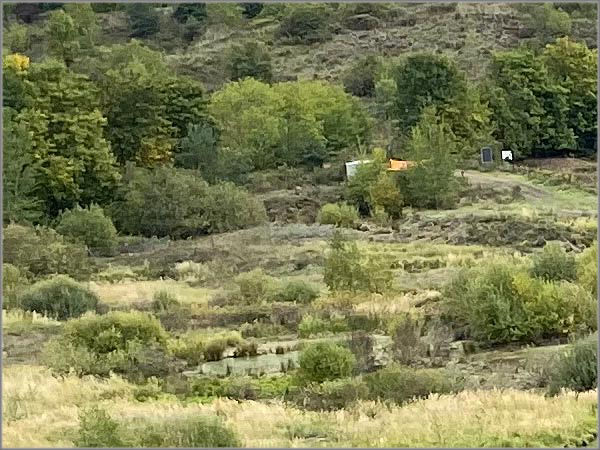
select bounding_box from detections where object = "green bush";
[323,232,393,293]
[444,262,597,345]
[317,203,359,228]
[275,280,320,304]
[342,55,380,97]
[345,152,387,215]
[369,172,403,219]
[364,364,457,405]
[226,40,273,83]
[112,167,265,238]
[531,242,577,281]
[296,377,369,411]
[151,290,181,313]
[298,314,349,338]
[3,223,90,279]
[577,242,597,297]
[2,263,28,310]
[276,4,332,44]
[75,406,125,448]
[298,342,356,383]
[56,204,118,256]
[239,322,287,338]
[20,276,99,320]
[547,333,597,396]
[234,268,279,303]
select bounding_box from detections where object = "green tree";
[226,41,273,83]
[63,3,99,51]
[392,53,467,133]
[543,37,597,150]
[19,59,120,216]
[126,3,160,38]
[342,55,380,97]
[176,123,220,181]
[276,4,332,44]
[400,107,459,209]
[4,22,30,54]
[47,9,79,66]
[486,49,575,157]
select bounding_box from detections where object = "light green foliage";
[577,242,597,297]
[520,4,572,45]
[317,203,359,228]
[323,232,393,293]
[56,204,118,256]
[209,78,370,169]
[75,407,124,448]
[3,223,90,280]
[547,333,597,396]
[530,242,577,282]
[2,264,28,310]
[46,9,80,65]
[20,275,99,320]
[486,48,576,158]
[364,364,458,405]
[296,377,369,411]
[400,108,459,209]
[275,280,320,304]
[345,148,387,214]
[226,40,273,83]
[298,342,356,383]
[17,59,120,216]
[445,262,597,344]
[4,22,30,53]
[369,172,403,219]
[298,314,349,338]
[151,290,180,313]
[234,268,278,303]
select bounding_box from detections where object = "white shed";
[345,160,372,179]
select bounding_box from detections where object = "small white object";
[501,150,513,161]
[345,160,372,179]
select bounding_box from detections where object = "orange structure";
[387,159,415,171]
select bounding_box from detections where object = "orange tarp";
[388,159,414,171]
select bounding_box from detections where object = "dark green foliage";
[173,3,207,24]
[126,3,160,38]
[298,342,356,383]
[342,55,380,97]
[241,3,263,19]
[75,407,124,448]
[20,275,99,320]
[161,75,209,141]
[276,4,332,44]
[547,333,598,396]
[444,262,597,345]
[3,224,90,280]
[2,264,28,310]
[175,123,219,180]
[345,155,386,215]
[56,204,118,257]
[112,167,265,238]
[364,364,457,405]
[392,53,467,133]
[577,243,597,298]
[226,41,273,83]
[295,377,369,411]
[531,242,577,282]
[275,280,320,304]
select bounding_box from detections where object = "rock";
[359,223,370,232]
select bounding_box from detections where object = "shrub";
[577,242,597,297]
[298,314,349,338]
[134,415,241,447]
[226,41,273,83]
[3,223,90,279]
[298,342,356,383]
[275,280,320,303]
[75,406,124,448]
[317,203,359,228]
[151,290,180,313]
[234,268,279,303]
[168,332,205,366]
[345,152,387,215]
[296,377,369,411]
[239,322,287,338]
[342,55,380,97]
[369,172,403,219]
[174,260,213,285]
[323,232,393,293]
[20,276,98,320]
[547,333,598,396]
[444,263,597,345]
[56,204,118,256]
[531,242,577,281]
[276,4,332,44]
[2,263,27,310]
[364,364,457,405]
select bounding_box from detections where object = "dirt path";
[458,170,551,201]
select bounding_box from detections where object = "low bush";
[174,260,213,285]
[226,40,273,83]
[298,342,356,383]
[3,223,90,279]
[2,263,27,310]
[75,406,124,448]
[323,232,393,293]
[364,364,458,405]
[547,333,598,396]
[56,204,118,256]
[342,55,380,97]
[276,4,332,44]
[150,290,181,313]
[20,276,99,320]
[444,262,597,345]
[239,322,287,338]
[297,314,349,338]
[295,377,369,411]
[531,242,577,281]
[275,280,320,303]
[234,268,279,303]
[317,203,359,228]
[577,242,597,297]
